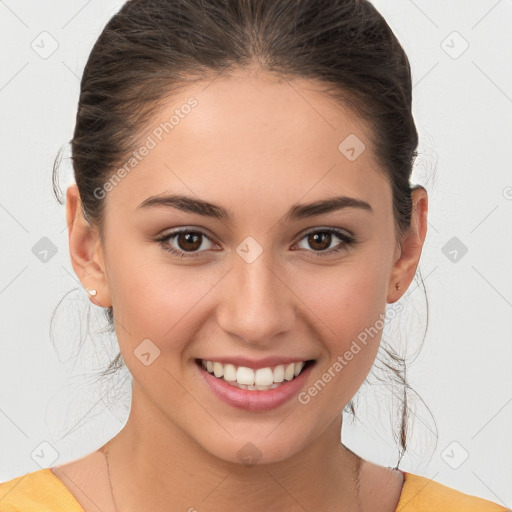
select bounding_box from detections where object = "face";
[68,68,426,466]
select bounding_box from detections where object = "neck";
[103,385,363,512]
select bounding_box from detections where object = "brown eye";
[296,228,356,257]
[157,229,217,258]
[176,232,203,252]
[307,232,332,251]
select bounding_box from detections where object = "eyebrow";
[137,193,373,222]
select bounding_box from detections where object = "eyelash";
[155,227,356,259]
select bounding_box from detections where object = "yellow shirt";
[0,468,508,511]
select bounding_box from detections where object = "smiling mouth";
[196,358,315,391]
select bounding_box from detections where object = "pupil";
[310,232,331,251]
[179,232,201,251]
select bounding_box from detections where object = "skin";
[57,67,428,512]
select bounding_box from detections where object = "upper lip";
[196,356,314,370]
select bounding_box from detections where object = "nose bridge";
[217,245,293,344]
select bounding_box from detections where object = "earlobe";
[66,184,111,307]
[386,186,428,303]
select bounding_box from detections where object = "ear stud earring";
[87,288,97,297]
[395,282,401,291]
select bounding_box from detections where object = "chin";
[198,432,305,467]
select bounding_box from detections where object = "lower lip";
[196,361,314,412]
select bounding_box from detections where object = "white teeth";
[254,367,274,386]
[284,363,295,381]
[223,363,237,381]
[273,365,285,383]
[213,362,224,378]
[236,366,255,386]
[200,359,310,389]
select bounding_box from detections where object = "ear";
[387,185,428,303]
[66,184,111,307]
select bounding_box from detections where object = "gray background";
[1,0,511,507]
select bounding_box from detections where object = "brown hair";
[53,0,434,467]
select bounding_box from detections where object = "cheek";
[293,263,389,415]
[108,237,218,364]
[299,254,390,338]
[295,250,391,380]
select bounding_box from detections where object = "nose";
[216,250,294,346]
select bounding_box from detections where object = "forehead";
[104,69,391,220]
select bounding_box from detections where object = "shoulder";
[397,472,509,512]
[0,469,84,512]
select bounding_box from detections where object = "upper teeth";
[201,359,306,387]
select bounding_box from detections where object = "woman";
[0,0,507,510]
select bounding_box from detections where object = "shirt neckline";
[46,467,410,511]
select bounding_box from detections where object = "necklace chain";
[351,448,364,512]
[102,445,119,512]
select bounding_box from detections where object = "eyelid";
[296,225,354,240]
[292,226,356,256]
[156,226,356,258]
[156,226,217,242]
